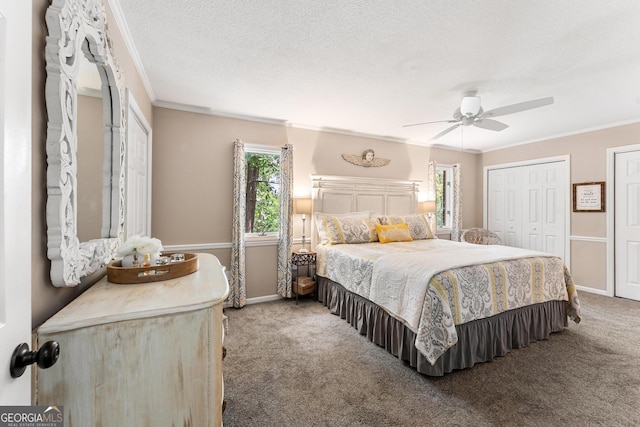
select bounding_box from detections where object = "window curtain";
[230,139,246,308]
[451,163,462,241]
[427,161,438,235]
[428,161,462,240]
[277,144,293,298]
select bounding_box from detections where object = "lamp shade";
[460,96,481,117]
[418,200,436,213]
[293,198,312,215]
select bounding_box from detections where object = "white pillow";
[314,211,372,244]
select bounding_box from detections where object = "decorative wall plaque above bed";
[342,149,390,167]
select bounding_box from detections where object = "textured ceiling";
[112,0,640,152]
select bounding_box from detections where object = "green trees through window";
[245,152,280,235]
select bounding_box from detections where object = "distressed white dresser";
[34,253,229,426]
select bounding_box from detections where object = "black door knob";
[10,341,60,378]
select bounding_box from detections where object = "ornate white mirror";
[45,0,126,287]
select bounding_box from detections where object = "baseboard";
[575,285,610,296]
[223,294,283,308]
[246,294,283,305]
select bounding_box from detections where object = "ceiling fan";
[403,95,554,140]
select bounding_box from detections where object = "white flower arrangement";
[116,235,164,257]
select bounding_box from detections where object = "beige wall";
[32,0,152,328]
[481,122,640,292]
[151,107,480,299]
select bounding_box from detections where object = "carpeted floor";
[221,291,640,427]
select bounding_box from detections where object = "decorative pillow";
[315,211,372,244]
[378,214,436,240]
[325,216,380,244]
[375,223,413,243]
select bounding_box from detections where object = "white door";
[125,91,152,238]
[0,0,33,403]
[487,160,567,260]
[501,167,522,247]
[488,167,523,246]
[615,150,640,300]
[522,165,542,251]
[541,162,566,259]
[523,161,566,258]
[487,168,505,242]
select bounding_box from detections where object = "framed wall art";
[573,181,605,212]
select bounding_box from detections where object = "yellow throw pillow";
[375,223,413,243]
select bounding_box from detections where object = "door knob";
[10,341,60,378]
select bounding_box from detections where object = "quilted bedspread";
[315,239,581,364]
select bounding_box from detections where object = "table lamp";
[294,198,312,252]
[418,200,437,218]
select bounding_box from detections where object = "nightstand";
[291,250,316,304]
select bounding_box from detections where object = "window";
[245,146,280,236]
[435,165,453,230]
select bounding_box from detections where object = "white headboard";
[311,175,421,215]
[310,175,422,245]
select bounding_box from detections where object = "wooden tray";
[107,253,199,284]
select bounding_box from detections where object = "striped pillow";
[325,216,380,244]
[315,211,372,244]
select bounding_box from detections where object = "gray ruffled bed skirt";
[317,276,568,376]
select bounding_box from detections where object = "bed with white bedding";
[316,239,581,374]
[310,175,581,376]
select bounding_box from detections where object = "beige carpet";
[222,292,640,427]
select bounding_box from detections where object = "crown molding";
[107,0,156,101]
[480,118,640,153]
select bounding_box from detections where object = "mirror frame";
[45,0,126,287]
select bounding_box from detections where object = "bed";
[310,175,581,376]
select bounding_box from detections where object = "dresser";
[34,253,229,426]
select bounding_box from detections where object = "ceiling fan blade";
[402,119,458,128]
[430,123,461,140]
[473,118,509,132]
[483,97,554,118]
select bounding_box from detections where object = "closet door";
[488,167,522,247]
[541,162,566,259]
[503,167,522,247]
[521,162,565,258]
[487,160,566,259]
[522,165,543,251]
[487,169,506,242]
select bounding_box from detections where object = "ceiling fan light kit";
[460,96,481,117]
